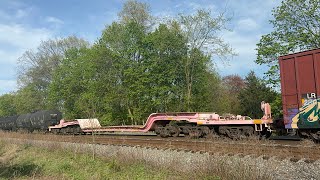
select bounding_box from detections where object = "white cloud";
[215,29,266,77]
[186,2,217,11]
[45,16,64,24]
[0,23,53,93]
[222,31,260,54]
[0,24,52,59]
[237,18,259,31]
[0,3,52,94]
[171,1,218,15]
[0,6,32,21]
[215,38,268,78]
[210,0,281,77]
[0,49,24,64]
[0,80,17,95]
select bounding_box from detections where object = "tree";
[220,75,245,114]
[49,2,235,125]
[18,36,89,88]
[49,47,103,119]
[179,9,235,57]
[222,75,245,95]
[17,36,89,109]
[118,0,153,28]
[143,23,188,112]
[99,21,148,123]
[238,71,277,118]
[270,93,283,119]
[178,9,235,110]
[50,1,155,124]
[0,93,17,117]
[191,70,222,112]
[14,85,44,114]
[256,0,320,86]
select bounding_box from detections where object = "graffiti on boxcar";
[291,94,320,129]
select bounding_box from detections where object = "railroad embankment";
[1,132,320,180]
[0,137,272,180]
[0,140,203,179]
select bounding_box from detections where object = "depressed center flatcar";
[49,102,273,139]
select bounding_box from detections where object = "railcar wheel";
[189,127,203,139]
[60,128,67,135]
[171,130,180,137]
[243,126,254,136]
[72,125,82,134]
[154,125,163,136]
[227,128,241,140]
[309,132,320,143]
[181,124,193,137]
[167,125,180,137]
[200,126,210,136]
[260,129,272,140]
[204,129,219,139]
[159,127,170,138]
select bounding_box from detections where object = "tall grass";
[0,140,190,180]
[0,135,274,180]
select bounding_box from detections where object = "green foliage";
[256,0,320,86]
[143,23,188,112]
[270,93,283,119]
[118,0,152,27]
[178,9,235,111]
[0,93,17,117]
[48,13,229,123]
[14,85,45,114]
[238,71,277,118]
[49,47,105,119]
[219,75,246,114]
[186,49,212,111]
[2,0,275,125]
[15,36,89,112]
[178,9,235,57]
[192,71,223,113]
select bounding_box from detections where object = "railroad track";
[1,131,320,162]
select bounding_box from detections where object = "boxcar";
[279,48,320,132]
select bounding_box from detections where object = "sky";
[0,0,280,95]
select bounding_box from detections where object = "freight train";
[0,48,319,140]
[47,102,273,139]
[0,110,62,132]
[0,103,273,139]
[0,104,273,139]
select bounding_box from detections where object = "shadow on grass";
[0,162,42,179]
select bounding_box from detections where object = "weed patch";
[0,162,42,179]
[0,141,198,180]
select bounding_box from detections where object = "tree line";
[0,0,292,125]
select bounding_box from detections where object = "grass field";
[0,140,222,180]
